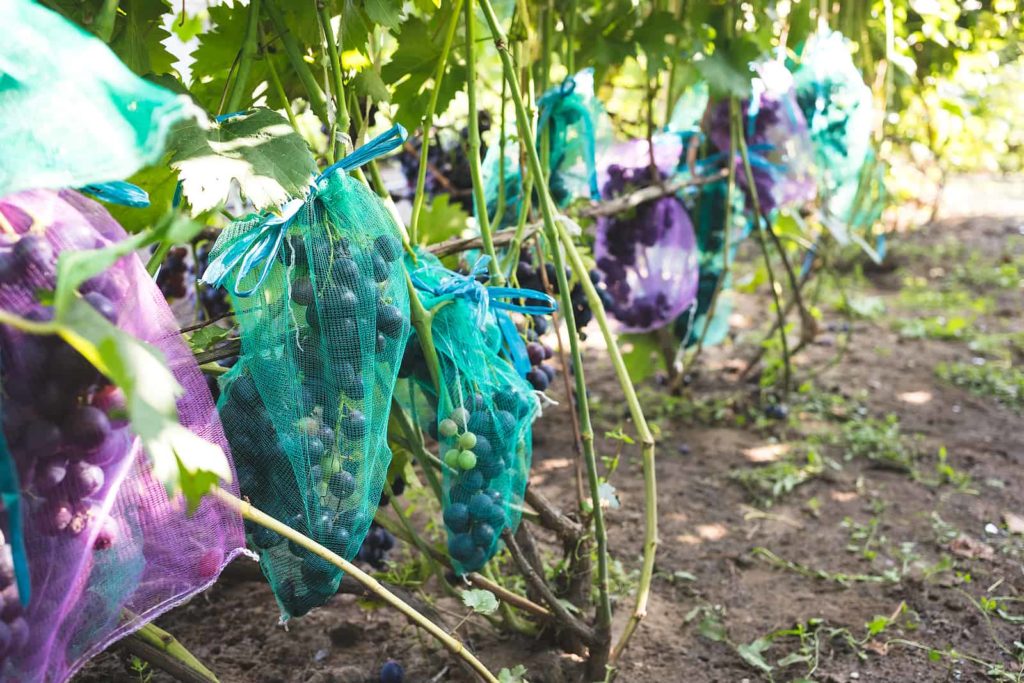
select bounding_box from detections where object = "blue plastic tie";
[202,124,408,297]
[0,382,29,605]
[80,180,150,208]
[410,256,557,379]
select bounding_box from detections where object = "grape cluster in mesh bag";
[214,171,410,618]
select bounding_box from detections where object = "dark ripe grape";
[0,585,20,621]
[391,475,405,497]
[328,470,356,499]
[33,458,67,492]
[67,406,111,450]
[376,303,403,338]
[326,523,350,551]
[484,501,505,528]
[459,470,484,493]
[525,329,538,343]
[371,253,390,283]
[83,291,117,323]
[448,533,475,562]
[8,618,27,651]
[471,523,495,547]
[0,620,11,656]
[282,237,308,268]
[341,409,365,439]
[232,374,260,407]
[443,503,470,533]
[542,345,553,360]
[36,380,75,419]
[495,410,516,434]
[249,522,282,549]
[375,333,386,354]
[0,251,19,284]
[323,285,357,320]
[380,659,404,683]
[526,342,545,366]
[13,234,54,273]
[374,234,402,263]
[527,367,549,391]
[339,362,365,400]
[476,455,503,480]
[206,374,221,402]
[532,315,549,335]
[305,436,325,460]
[491,391,519,415]
[301,554,336,584]
[291,276,314,306]
[23,418,62,454]
[318,426,335,452]
[49,342,99,388]
[68,461,104,497]
[305,302,321,330]
[331,256,359,284]
[372,526,395,552]
[93,515,118,550]
[468,493,493,522]
[516,260,535,282]
[540,364,556,381]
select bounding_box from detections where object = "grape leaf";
[497,665,529,683]
[365,0,404,29]
[110,0,175,76]
[186,325,233,355]
[170,108,318,214]
[55,299,232,511]
[619,332,663,385]
[415,194,470,246]
[737,638,773,674]
[696,52,754,98]
[106,154,180,234]
[461,589,499,615]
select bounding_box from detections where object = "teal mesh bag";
[0,1,193,198]
[537,69,612,206]
[482,133,524,230]
[204,127,411,618]
[792,29,877,236]
[404,252,542,574]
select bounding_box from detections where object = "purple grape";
[67,460,104,497]
[33,458,67,492]
[83,291,117,323]
[526,342,545,366]
[291,276,314,306]
[67,406,111,449]
[23,419,62,454]
[8,618,28,650]
[13,234,54,272]
[35,380,75,419]
[527,367,549,391]
[92,386,127,424]
[0,251,19,284]
[0,620,11,656]
[0,585,21,621]
[380,660,404,683]
[83,433,123,466]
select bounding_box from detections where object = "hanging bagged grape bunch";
[405,252,548,573]
[593,151,700,333]
[205,126,411,618]
[0,189,245,683]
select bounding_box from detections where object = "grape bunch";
[356,522,395,570]
[155,246,189,299]
[514,249,612,344]
[524,333,555,392]
[0,231,137,659]
[218,224,409,617]
[438,387,533,572]
[194,244,231,319]
[395,113,490,211]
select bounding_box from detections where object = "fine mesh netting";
[0,189,245,683]
[537,69,612,206]
[792,29,880,235]
[0,2,193,199]
[401,252,537,574]
[209,140,410,618]
[594,162,700,333]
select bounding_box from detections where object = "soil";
[77,180,1024,683]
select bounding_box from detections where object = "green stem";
[226,0,261,113]
[263,32,300,133]
[736,101,791,395]
[565,0,577,73]
[488,78,509,228]
[146,242,171,278]
[0,310,58,336]
[316,1,350,157]
[408,0,465,245]
[264,0,330,127]
[93,0,120,43]
[390,398,445,502]
[476,0,616,669]
[464,0,503,284]
[123,620,219,683]
[499,172,534,274]
[213,489,499,683]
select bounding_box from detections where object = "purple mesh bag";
[709,63,817,214]
[0,188,246,683]
[594,163,700,333]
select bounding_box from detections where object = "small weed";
[895,314,974,341]
[838,414,917,471]
[730,448,833,506]
[937,360,1024,410]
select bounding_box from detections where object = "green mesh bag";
[203,126,410,618]
[0,0,193,197]
[403,251,541,574]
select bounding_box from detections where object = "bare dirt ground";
[78,178,1024,683]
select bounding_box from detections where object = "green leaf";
[55,299,232,511]
[497,665,529,683]
[461,588,499,615]
[696,51,754,98]
[186,325,233,354]
[737,638,774,673]
[170,108,317,214]
[105,156,181,234]
[110,0,175,76]
[697,614,727,642]
[619,332,663,384]
[354,69,391,103]
[415,194,470,246]
[365,0,404,29]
